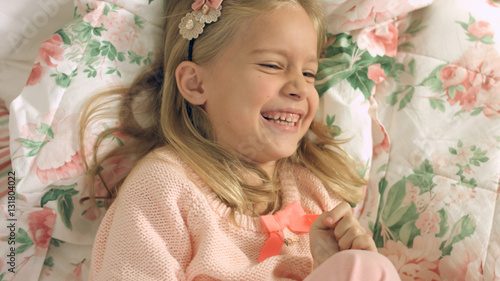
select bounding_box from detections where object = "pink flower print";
[440,64,468,89]
[450,185,476,204]
[27,209,56,250]
[379,234,442,280]
[65,259,86,281]
[357,22,399,57]
[26,62,45,86]
[93,155,133,198]
[18,110,84,184]
[26,34,64,86]
[487,0,500,7]
[402,182,419,206]
[467,21,494,40]
[103,12,138,52]
[372,124,390,158]
[415,211,441,235]
[35,34,64,68]
[450,145,474,167]
[448,82,479,112]
[408,0,433,7]
[439,237,484,281]
[439,64,480,112]
[82,1,107,28]
[367,64,386,84]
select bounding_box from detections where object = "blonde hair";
[81,0,365,216]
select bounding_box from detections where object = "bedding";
[1,0,499,280]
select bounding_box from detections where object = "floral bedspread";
[1,0,499,280]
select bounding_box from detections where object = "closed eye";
[259,64,282,70]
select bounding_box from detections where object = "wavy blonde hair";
[81,0,365,216]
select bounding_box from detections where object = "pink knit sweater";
[89,149,343,280]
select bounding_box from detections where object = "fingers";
[322,201,352,228]
[337,228,377,252]
[318,202,377,252]
[352,235,378,252]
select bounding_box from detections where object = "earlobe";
[175,61,206,105]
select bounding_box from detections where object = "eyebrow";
[250,48,318,63]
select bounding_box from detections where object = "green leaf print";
[50,238,65,247]
[128,50,144,65]
[44,256,55,268]
[407,159,436,194]
[316,33,394,99]
[18,138,48,157]
[55,29,71,45]
[399,220,420,247]
[58,193,75,230]
[72,22,93,42]
[436,209,449,238]
[16,228,34,254]
[41,185,79,230]
[101,41,118,61]
[36,123,54,139]
[429,99,445,112]
[470,146,489,166]
[50,68,77,88]
[405,18,427,36]
[470,107,484,116]
[381,178,407,225]
[372,178,388,247]
[103,4,111,16]
[398,86,415,111]
[134,14,146,29]
[143,52,154,65]
[86,40,101,57]
[480,35,495,45]
[106,67,122,78]
[325,114,341,137]
[440,215,476,256]
[419,64,447,93]
[84,66,98,78]
[374,177,421,247]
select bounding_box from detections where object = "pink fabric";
[259,201,319,262]
[304,250,400,281]
[89,148,346,280]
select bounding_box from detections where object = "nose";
[281,71,309,100]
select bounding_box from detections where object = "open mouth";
[261,112,300,127]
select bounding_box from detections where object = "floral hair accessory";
[179,0,223,40]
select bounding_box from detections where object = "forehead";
[228,4,319,61]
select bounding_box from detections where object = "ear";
[175,61,206,105]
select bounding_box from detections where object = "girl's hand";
[309,202,377,268]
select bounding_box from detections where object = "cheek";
[309,91,320,116]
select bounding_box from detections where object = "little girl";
[83,0,400,280]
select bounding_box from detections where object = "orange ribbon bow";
[258,201,319,262]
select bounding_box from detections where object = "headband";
[178,0,224,61]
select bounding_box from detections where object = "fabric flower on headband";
[179,0,223,40]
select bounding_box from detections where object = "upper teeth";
[262,113,299,123]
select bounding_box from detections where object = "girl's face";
[201,4,320,175]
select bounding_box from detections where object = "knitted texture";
[89,149,343,280]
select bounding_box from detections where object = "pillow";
[4,0,164,279]
[4,0,428,279]
[0,0,74,107]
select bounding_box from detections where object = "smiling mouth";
[262,113,300,127]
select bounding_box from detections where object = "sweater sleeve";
[89,154,195,281]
